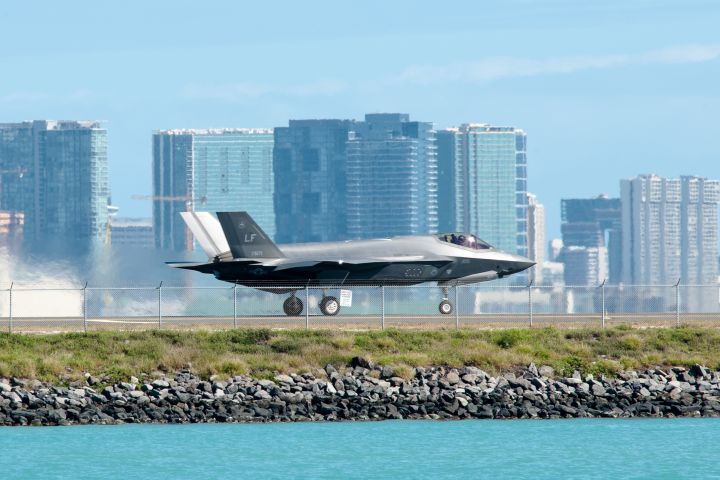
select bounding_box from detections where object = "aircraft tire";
[283,296,303,316]
[439,300,453,315]
[320,296,340,316]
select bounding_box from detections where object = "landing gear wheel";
[439,300,453,315]
[320,296,340,316]
[283,296,303,316]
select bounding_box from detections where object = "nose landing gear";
[439,299,453,315]
[438,286,454,315]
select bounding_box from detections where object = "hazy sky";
[1,0,718,240]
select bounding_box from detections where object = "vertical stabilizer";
[217,211,285,259]
[180,211,231,259]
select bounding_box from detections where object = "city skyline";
[1,1,718,240]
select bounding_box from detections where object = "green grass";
[1,327,720,383]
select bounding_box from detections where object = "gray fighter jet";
[168,211,534,316]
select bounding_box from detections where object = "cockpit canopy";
[438,233,493,250]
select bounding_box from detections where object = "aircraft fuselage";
[186,235,533,287]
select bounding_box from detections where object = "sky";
[1,0,719,240]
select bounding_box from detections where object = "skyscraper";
[437,124,528,256]
[562,245,608,286]
[346,114,437,238]
[526,193,545,283]
[153,128,274,251]
[436,128,461,233]
[621,174,719,285]
[560,195,621,284]
[0,120,109,252]
[273,120,356,243]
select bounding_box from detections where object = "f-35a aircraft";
[168,212,534,317]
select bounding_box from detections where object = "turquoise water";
[1,419,719,479]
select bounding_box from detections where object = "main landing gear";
[319,296,340,316]
[439,286,453,315]
[283,295,303,316]
[282,292,341,316]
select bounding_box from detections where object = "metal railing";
[1,281,720,332]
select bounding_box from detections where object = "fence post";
[381,285,385,330]
[158,281,163,329]
[83,282,88,333]
[600,278,606,329]
[233,283,238,329]
[528,280,533,328]
[675,278,681,327]
[305,286,310,329]
[455,285,460,329]
[8,282,12,334]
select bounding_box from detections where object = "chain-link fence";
[1,282,720,332]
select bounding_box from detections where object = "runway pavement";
[3,312,719,333]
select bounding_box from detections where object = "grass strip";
[1,326,719,383]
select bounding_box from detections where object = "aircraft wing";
[270,257,452,271]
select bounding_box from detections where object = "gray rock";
[445,372,461,385]
[591,384,607,397]
[275,374,294,385]
[351,357,374,369]
[508,378,532,390]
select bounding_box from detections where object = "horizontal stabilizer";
[180,212,231,260]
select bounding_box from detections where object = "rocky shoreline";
[2,358,720,426]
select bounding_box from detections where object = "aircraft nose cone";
[510,256,535,273]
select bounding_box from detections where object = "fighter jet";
[168,211,534,316]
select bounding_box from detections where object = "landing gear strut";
[439,286,453,315]
[283,294,303,316]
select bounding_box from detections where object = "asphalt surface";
[3,313,719,333]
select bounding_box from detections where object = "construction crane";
[131,194,198,202]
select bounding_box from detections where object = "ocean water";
[1,419,718,479]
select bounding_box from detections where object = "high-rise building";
[273,120,356,243]
[0,120,109,252]
[346,114,437,238]
[437,124,528,256]
[153,128,274,251]
[436,128,461,233]
[110,217,153,249]
[621,174,719,285]
[560,195,621,284]
[526,193,545,283]
[680,176,719,285]
[0,211,23,250]
[562,246,608,286]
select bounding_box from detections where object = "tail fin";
[179,211,231,260]
[216,212,285,259]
